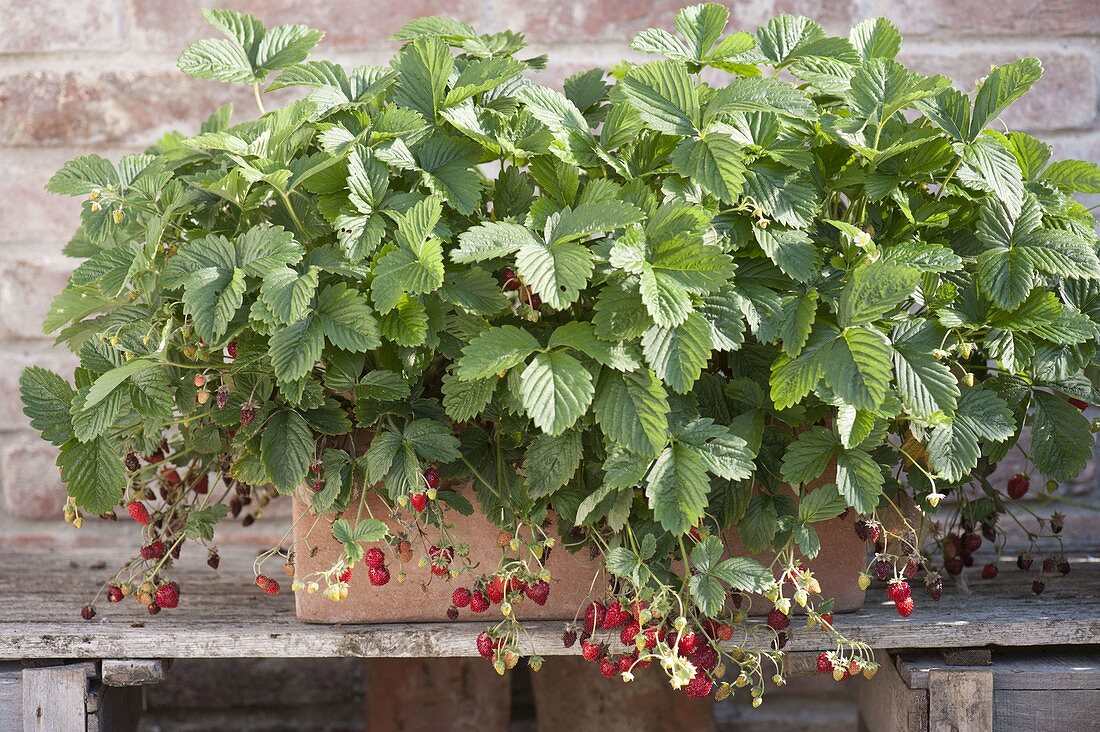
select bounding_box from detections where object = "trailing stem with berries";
[21,2,1100,703]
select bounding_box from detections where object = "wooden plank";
[942,649,991,666]
[0,550,1098,659]
[20,663,95,732]
[89,686,142,732]
[857,651,927,732]
[928,669,993,732]
[101,659,167,687]
[993,689,1100,730]
[0,662,22,732]
[900,651,1100,691]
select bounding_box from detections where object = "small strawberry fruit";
[963,533,982,553]
[621,621,640,647]
[155,582,180,609]
[873,557,892,581]
[409,492,428,512]
[684,672,713,699]
[107,585,124,603]
[469,591,489,613]
[602,601,626,629]
[716,623,733,641]
[365,547,385,569]
[926,575,943,601]
[226,340,238,358]
[618,654,635,673]
[397,540,413,563]
[886,580,911,603]
[896,596,914,617]
[583,601,606,634]
[562,629,578,648]
[501,267,520,291]
[599,658,617,679]
[1057,557,1071,575]
[1032,579,1045,595]
[581,640,602,662]
[128,501,151,525]
[446,607,459,621]
[423,466,440,490]
[820,613,834,626]
[817,652,833,673]
[1043,557,1056,573]
[263,579,281,596]
[944,556,963,575]
[677,630,698,656]
[207,550,220,570]
[981,563,998,580]
[525,581,550,606]
[81,604,96,620]
[486,576,506,604]
[216,386,230,409]
[1007,473,1029,500]
[452,587,472,608]
[1017,552,1033,571]
[1069,397,1088,410]
[690,644,719,672]
[240,406,256,427]
[147,603,161,615]
[767,608,789,631]
[140,541,166,560]
[338,568,353,584]
[124,453,141,471]
[476,632,494,659]
[369,566,391,586]
[854,519,870,541]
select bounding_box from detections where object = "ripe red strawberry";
[562,629,578,648]
[207,550,220,570]
[365,547,385,569]
[263,579,281,596]
[452,587,472,608]
[423,466,440,490]
[767,608,789,631]
[81,604,96,620]
[216,386,229,409]
[684,672,713,699]
[599,658,617,679]
[1017,553,1033,571]
[409,492,428,512]
[338,568,353,584]
[192,474,209,494]
[501,267,520,291]
[621,621,640,647]
[1069,397,1088,410]
[677,630,698,656]
[981,563,998,580]
[1043,557,1056,573]
[107,585,124,603]
[155,582,180,609]
[140,541,166,560]
[508,577,527,594]
[486,576,506,604]
[896,596,914,617]
[1007,473,1029,500]
[581,640,602,662]
[715,622,733,641]
[854,519,870,541]
[128,501,151,525]
[963,534,982,553]
[124,453,140,471]
[476,632,494,659]
[602,601,626,629]
[226,340,238,358]
[240,406,256,426]
[887,580,911,603]
[926,576,943,601]
[469,591,489,613]
[446,607,459,621]
[525,581,550,606]
[1057,557,1071,575]
[369,566,390,586]
[1032,579,1045,595]
[527,293,541,310]
[944,556,963,575]
[873,557,892,581]
[430,562,449,577]
[583,602,606,634]
[162,468,181,485]
[820,612,834,626]
[618,654,635,673]
[817,652,833,673]
[690,644,719,672]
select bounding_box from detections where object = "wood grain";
[20,663,94,732]
[928,668,993,732]
[0,550,1098,660]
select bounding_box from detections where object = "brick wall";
[1,1,1098,531]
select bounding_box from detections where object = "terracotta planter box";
[293,484,866,624]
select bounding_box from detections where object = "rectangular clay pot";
[293,481,865,623]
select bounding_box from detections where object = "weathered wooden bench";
[1,548,1097,731]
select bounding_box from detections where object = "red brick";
[484,0,860,43]
[128,0,482,53]
[0,256,76,340]
[0,150,84,245]
[865,0,1100,38]
[1,433,65,520]
[901,49,1096,131]
[0,0,124,54]
[0,345,78,427]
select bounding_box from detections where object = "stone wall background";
[2,2,1098,730]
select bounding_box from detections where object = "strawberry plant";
[21,4,1100,701]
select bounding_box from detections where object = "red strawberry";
[128,502,151,525]
[621,621,640,647]
[162,468,181,485]
[562,629,578,648]
[452,587,472,608]
[525,581,550,606]
[1032,579,1045,595]
[124,453,140,471]
[887,580,911,603]
[767,608,789,631]
[338,568,353,584]
[896,596,914,617]
[817,652,833,673]
[240,406,256,426]
[501,268,520,291]
[476,632,494,659]
[677,630,698,656]
[423,466,441,490]
[365,547,385,569]
[430,562,449,577]
[602,601,626,629]
[107,585,124,603]
[963,534,982,553]
[689,644,719,672]
[715,623,733,641]
[81,604,96,620]
[369,566,391,586]
[903,558,919,579]
[580,640,602,662]
[854,519,870,541]
[263,579,281,596]
[684,672,713,699]
[192,474,209,494]
[873,557,892,581]
[1069,397,1088,410]
[926,576,943,601]
[226,340,238,358]
[446,607,459,621]
[486,576,506,604]
[140,541,166,560]
[599,658,617,678]
[583,602,606,634]
[155,582,180,609]
[410,492,428,512]
[1007,473,1029,500]
[618,654,635,673]
[469,591,489,613]
[774,632,788,650]
[820,613,834,626]
[981,563,998,580]
[1017,553,1033,571]
[944,556,964,575]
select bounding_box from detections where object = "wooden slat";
[0,663,22,732]
[857,651,927,732]
[928,668,993,732]
[993,689,1100,730]
[0,550,1098,659]
[899,651,1100,691]
[20,663,95,732]
[101,659,167,687]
